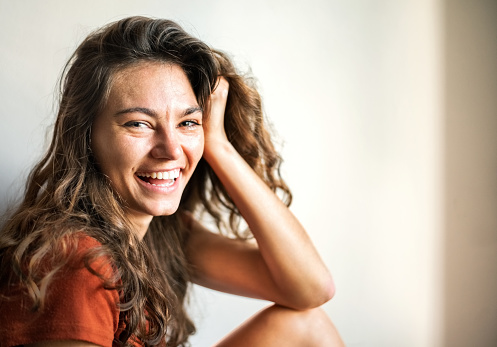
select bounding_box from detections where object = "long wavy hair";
[0,16,291,346]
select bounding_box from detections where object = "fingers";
[208,76,229,123]
[213,76,229,98]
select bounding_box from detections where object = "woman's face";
[91,62,204,232]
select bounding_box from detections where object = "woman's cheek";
[187,132,205,165]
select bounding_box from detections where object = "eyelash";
[179,120,201,128]
[124,121,149,128]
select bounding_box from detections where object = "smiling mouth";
[136,169,180,187]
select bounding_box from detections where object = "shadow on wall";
[0,170,27,222]
[443,1,497,346]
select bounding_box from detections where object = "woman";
[0,16,343,346]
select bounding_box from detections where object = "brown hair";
[183,49,292,236]
[0,16,291,346]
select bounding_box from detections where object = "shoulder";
[68,233,113,270]
[0,232,121,346]
[64,232,119,290]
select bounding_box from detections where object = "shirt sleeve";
[0,236,120,347]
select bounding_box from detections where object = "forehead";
[104,62,197,110]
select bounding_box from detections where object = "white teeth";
[137,169,180,180]
[150,180,175,187]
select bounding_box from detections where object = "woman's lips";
[135,169,182,190]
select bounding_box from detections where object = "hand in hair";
[203,76,230,161]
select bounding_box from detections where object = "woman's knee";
[215,304,344,347]
[265,304,342,345]
[259,304,326,331]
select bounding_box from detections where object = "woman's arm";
[186,78,334,310]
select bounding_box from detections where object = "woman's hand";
[203,77,230,162]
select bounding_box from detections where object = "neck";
[126,210,153,241]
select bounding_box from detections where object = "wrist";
[203,139,237,167]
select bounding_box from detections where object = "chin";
[154,203,182,217]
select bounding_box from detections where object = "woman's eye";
[179,120,201,128]
[124,121,149,128]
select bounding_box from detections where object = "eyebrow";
[114,106,203,118]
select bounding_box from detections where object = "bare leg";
[214,304,344,347]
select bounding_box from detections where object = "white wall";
[2,1,493,346]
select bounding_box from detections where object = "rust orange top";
[0,235,142,347]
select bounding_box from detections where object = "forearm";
[203,140,334,308]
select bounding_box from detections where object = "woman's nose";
[150,128,183,160]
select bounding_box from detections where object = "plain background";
[0,1,496,346]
